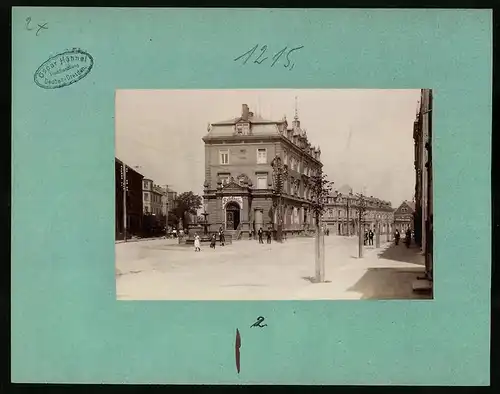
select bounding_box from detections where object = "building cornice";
[202,134,323,167]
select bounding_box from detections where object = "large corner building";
[202,103,323,239]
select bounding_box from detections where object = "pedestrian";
[210,233,216,249]
[266,227,272,244]
[218,226,225,246]
[405,228,412,248]
[364,229,368,245]
[369,229,374,245]
[394,229,400,245]
[194,234,201,252]
[283,231,287,241]
[258,227,264,244]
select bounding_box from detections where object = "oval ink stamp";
[34,48,94,89]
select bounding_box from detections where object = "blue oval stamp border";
[34,48,94,89]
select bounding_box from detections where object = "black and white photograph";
[115,89,433,300]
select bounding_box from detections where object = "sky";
[115,89,421,207]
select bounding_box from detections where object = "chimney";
[242,104,249,120]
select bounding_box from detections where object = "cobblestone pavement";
[116,235,430,300]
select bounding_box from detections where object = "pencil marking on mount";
[235,329,241,374]
[26,16,48,36]
[34,48,94,89]
[234,44,304,71]
[250,316,267,328]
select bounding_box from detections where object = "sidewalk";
[307,241,431,300]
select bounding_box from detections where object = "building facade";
[414,88,433,280]
[393,201,415,232]
[202,103,323,238]
[323,185,394,236]
[165,187,177,215]
[115,158,144,240]
[142,179,168,216]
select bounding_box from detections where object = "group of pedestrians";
[394,228,412,248]
[256,227,274,244]
[364,229,375,246]
[193,227,225,252]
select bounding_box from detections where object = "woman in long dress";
[194,234,201,252]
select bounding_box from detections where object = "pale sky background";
[116,89,421,207]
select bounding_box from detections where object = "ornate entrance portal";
[225,202,241,230]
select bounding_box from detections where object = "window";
[339,210,342,217]
[402,208,407,213]
[283,150,288,165]
[219,150,229,165]
[257,148,267,164]
[257,175,267,189]
[143,181,149,189]
[144,192,149,201]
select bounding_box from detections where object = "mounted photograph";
[115,89,433,300]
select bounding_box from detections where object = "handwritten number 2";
[251,316,267,328]
[25,17,33,31]
[254,45,268,64]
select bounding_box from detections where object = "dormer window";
[235,122,250,135]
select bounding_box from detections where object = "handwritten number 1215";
[234,44,304,70]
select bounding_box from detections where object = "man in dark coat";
[258,227,264,244]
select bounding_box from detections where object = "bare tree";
[309,171,334,228]
[271,155,288,243]
[354,193,368,258]
[309,171,334,282]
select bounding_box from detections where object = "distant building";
[165,186,177,215]
[393,200,415,232]
[202,103,323,238]
[414,88,433,281]
[142,179,167,216]
[115,158,144,240]
[323,184,394,236]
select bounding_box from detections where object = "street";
[116,236,430,300]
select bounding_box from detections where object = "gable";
[222,180,246,190]
[395,201,415,215]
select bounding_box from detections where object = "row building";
[115,157,177,240]
[202,103,323,239]
[413,88,433,285]
[115,158,144,240]
[322,185,394,236]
